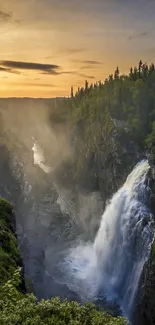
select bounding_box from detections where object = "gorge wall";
[133,159,155,325]
[0,98,155,324]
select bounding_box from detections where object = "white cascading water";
[32,141,52,174]
[31,142,154,320]
[62,161,154,320]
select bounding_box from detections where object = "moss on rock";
[0,197,22,286]
[150,242,155,265]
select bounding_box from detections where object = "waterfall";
[30,143,154,319]
[32,141,52,174]
[62,161,154,320]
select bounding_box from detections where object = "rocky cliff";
[133,158,155,325]
[0,112,155,324]
[133,242,155,325]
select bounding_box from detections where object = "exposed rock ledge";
[133,161,155,325]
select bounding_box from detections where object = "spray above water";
[28,142,154,320]
[32,141,52,174]
[63,161,154,320]
[1,101,154,321]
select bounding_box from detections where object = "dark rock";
[133,243,155,325]
[133,156,155,325]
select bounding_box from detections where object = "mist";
[0,98,103,300]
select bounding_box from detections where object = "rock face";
[0,141,93,300]
[61,124,143,210]
[1,114,153,323]
[133,158,155,325]
[133,243,155,325]
[93,134,142,206]
[148,156,155,213]
[0,144,20,202]
[0,124,144,302]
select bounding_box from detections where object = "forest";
[1,61,155,325]
[50,61,155,190]
[55,60,155,149]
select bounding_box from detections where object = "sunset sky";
[0,0,155,98]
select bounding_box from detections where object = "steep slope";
[0,197,24,289]
[133,243,155,325]
[0,197,127,324]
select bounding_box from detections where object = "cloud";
[62,48,86,55]
[0,10,12,21]
[61,71,77,75]
[0,66,20,74]
[72,59,103,73]
[128,30,149,40]
[81,60,102,65]
[14,19,23,25]
[0,9,21,24]
[57,70,95,79]
[73,59,103,66]
[0,60,61,75]
[44,48,86,60]
[44,56,56,60]
[80,65,100,70]
[0,60,95,79]
[78,73,95,79]
[0,67,8,71]
[15,82,57,88]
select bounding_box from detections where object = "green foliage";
[0,269,128,325]
[0,198,13,215]
[71,61,155,146]
[47,61,155,164]
[145,122,155,163]
[0,267,23,303]
[2,61,155,325]
[0,197,127,325]
[145,122,155,149]
[61,60,155,180]
[0,198,21,286]
[150,242,155,266]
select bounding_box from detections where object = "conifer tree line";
[68,61,155,155]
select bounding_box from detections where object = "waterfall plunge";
[32,142,52,174]
[31,143,154,320]
[63,161,154,320]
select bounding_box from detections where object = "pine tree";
[138,60,143,76]
[142,63,148,79]
[129,67,133,78]
[85,80,89,91]
[149,63,155,75]
[133,67,138,80]
[114,67,119,79]
[108,74,113,81]
[71,86,74,98]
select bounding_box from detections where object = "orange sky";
[0,0,155,98]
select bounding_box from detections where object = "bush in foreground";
[0,268,128,325]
